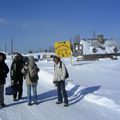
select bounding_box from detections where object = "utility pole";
[93,32,96,40]
[11,35,14,59]
[5,41,7,54]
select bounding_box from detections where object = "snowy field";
[0,54,120,120]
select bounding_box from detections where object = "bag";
[5,85,18,95]
[65,67,69,79]
[29,64,39,83]
[59,62,69,79]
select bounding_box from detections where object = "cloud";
[0,18,8,24]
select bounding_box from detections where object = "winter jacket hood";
[28,56,35,67]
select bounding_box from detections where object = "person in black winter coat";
[0,52,9,107]
[10,53,25,101]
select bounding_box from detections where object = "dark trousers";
[13,79,23,99]
[56,81,68,104]
[0,84,4,104]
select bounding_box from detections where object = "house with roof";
[73,35,120,60]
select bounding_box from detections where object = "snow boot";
[64,103,69,107]
[1,103,6,107]
[56,101,62,104]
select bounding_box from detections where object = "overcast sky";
[0,0,120,52]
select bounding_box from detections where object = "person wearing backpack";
[0,52,9,107]
[22,56,39,106]
[53,55,69,107]
[10,53,25,101]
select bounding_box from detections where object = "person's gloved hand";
[53,81,57,86]
[53,81,57,84]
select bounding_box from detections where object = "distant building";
[73,34,120,60]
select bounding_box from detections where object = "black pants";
[13,79,23,99]
[56,81,68,104]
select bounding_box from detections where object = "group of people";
[10,54,39,106]
[0,52,69,108]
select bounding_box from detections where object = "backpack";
[59,62,69,79]
[28,64,39,83]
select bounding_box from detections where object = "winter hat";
[0,52,6,61]
[53,55,61,62]
[29,56,34,62]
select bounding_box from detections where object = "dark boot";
[56,101,62,104]
[1,103,6,107]
[64,103,69,107]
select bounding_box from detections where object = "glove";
[53,81,57,87]
[53,81,57,84]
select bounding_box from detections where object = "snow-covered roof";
[80,39,120,55]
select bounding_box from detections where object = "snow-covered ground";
[0,54,120,120]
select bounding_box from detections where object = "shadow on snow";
[68,85,101,105]
[5,85,101,107]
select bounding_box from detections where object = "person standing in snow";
[22,56,39,106]
[0,52,9,107]
[10,53,25,101]
[53,56,69,107]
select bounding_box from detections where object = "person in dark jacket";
[10,53,25,101]
[0,52,9,107]
[53,56,69,107]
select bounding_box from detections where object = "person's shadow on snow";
[5,96,28,108]
[37,85,101,105]
[68,85,101,106]
[37,89,57,104]
[6,85,101,107]
[6,90,57,107]
[6,88,57,107]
